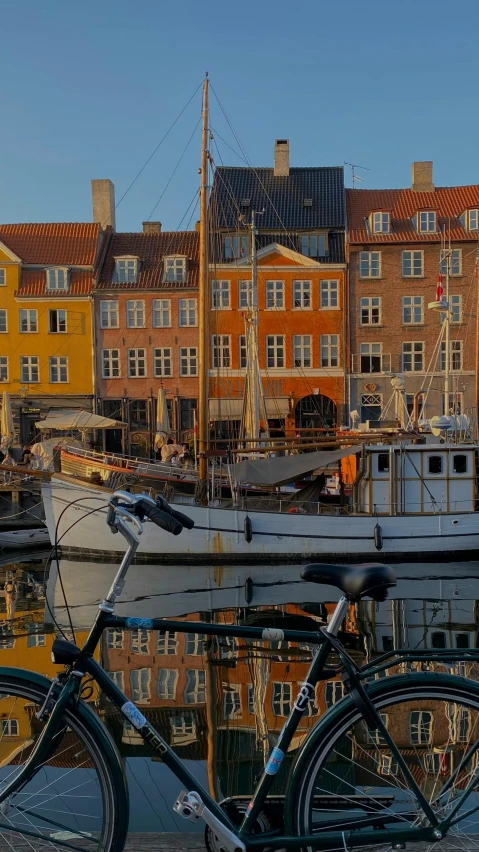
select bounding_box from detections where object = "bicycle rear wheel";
[290,673,479,851]
[0,673,128,851]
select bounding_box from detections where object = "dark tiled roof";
[96,231,199,290]
[15,269,94,297]
[347,186,479,243]
[0,223,100,265]
[211,167,345,230]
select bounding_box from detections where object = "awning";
[231,446,360,487]
[209,398,289,420]
[36,410,127,431]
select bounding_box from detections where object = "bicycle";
[1,490,479,851]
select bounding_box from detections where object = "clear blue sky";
[1,0,478,231]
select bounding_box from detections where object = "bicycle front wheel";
[0,673,128,851]
[290,672,479,851]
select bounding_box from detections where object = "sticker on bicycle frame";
[125,617,154,629]
[121,701,147,730]
[262,628,284,642]
[264,747,284,775]
[294,682,314,712]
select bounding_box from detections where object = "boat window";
[455,633,470,649]
[377,453,389,472]
[453,454,467,474]
[428,456,443,474]
[431,631,446,649]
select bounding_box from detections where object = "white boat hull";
[42,479,479,563]
[0,527,50,549]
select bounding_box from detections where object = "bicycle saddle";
[301,562,396,602]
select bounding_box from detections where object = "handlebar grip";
[139,502,183,536]
[154,494,195,529]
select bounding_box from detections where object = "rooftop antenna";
[344,162,370,188]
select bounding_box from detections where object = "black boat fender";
[244,516,253,543]
[374,522,383,551]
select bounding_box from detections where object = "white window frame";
[402,250,424,277]
[130,629,149,654]
[0,310,7,333]
[157,630,178,655]
[0,269,5,286]
[49,356,68,383]
[402,341,424,372]
[163,256,187,283]
[115,257,138,284]
[293,280,311,309]
[266,335,285,368]
[359,251,381,278]
[239,280,256,309]
[239,334,247,369]
[410,710,432,745]
[440,248,462,277]
[212,335,231,369]
[379,752,399,776]
[467,209,479,230]
[325,681,345,707]
[450,294,462,324]
[266,280,284,309]
[46,267,69,291]
[321,335,339,368]
[402,295,423,325]
[418,211,436,233]
[153,348,172,378]
[293,335,312,368]
[184,669,206,704]
[372,212,390,234]
[20,356,39,383]
[49,309,67,333]
[300,234,326,257]
[170,714,196,742]
[127,348,147,378]
[106,628,123,649]
[152,299,171,328]
[101,349,120,379]
[19,309,37,333]
[126,300,145,329]
[157,668,178,700]
[109,671,124,690]
[0,357,8,382]
[367,713,389,745]
[223,683,242,720]
[224,235,249,260]
[178,298,197,327]
[130,668,151,704]
[320,279,339,309]
[360,297,381,326]
[272,682,292,716]
[180,347,198,377]
[212,280,230,309]
[440,340,462,372]
[185,633,205,655]
[100,300,119,329]
[1,720,18,737]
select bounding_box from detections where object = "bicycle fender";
[283,671,479,834]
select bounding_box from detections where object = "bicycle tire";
[0,671,129,851]
[288,671,479,851]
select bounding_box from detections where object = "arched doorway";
[295,394,337,429]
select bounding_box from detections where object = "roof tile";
[0,223,100,265]
[96,231,199,290]
[15,269,94,297]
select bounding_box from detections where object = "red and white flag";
[436,274,444,302]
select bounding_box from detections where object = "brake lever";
[109,504,144,536]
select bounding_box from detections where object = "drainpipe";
[352,446,366,512]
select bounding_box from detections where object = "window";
[126,300,145,328]
[157,630,177,655]
[212,280,230,309]
[1,720,18,737]
[410,710,433,744]
[272,682,292,716]
[325,682,344,707]
[440,341,462,371]
[418,211,436,232]
[266,335,285,368]
[131,629,149,654]
[266,280,284,309]
[239,280,256,309]
[163,256,186,283]
[0,357,8,382]
[0,269,5,286]
[372,212,390,234]
[378,453,389,472]
[450,295,462,323]
[115,258,138,283]
[360,297,381,325]
[109,671,124,690]
[455,632,470,648]
[185,633,205,655]
[293,335,312,368]
[361,393,382,422]
[360,251,381,278]
[431,630,446,648]
[49,356,68,383]
[440,249,462,276]
[247,684,255,715]
[20,356,39,383]
[466,209,479,231]
[402,342,424,372]
[180,348,198,376]
[402,296,423,325]
[293,280,311,309]
[127,348,146,378]
[178,298,197,327]
[100,301,119,329]
[129,400,148,430]
[320,279,339,308]
[301,234,326,257]
[424,752,447,775]
[180,398,197,430]
[239,335,247,368]
[152,299,171,328]
[443,392,463,415]
[428,456,443,475]
[27,625,46,647]
[223,684,242,719]
[379,753,398,776]
[184,669,206,704]
[0,626,14,649]
[102,349,120,379]
[106,628,123,649]
[402,251,424,277]
[321,334,339,367]
[49,309,67,333]
[359,342,383,373]
[453,455,467,474]
[220,636,236,660]
[382,636,394,651]
[46,268,68,290]
[223,235,249,260]
[367,713,389,745]
[0,311,7,333]
[130,668,150,704]
[170,714,196,744]
[19,309,37,333]
[212,335,231,369]
[153,348,172,378]
[157,669,178,700]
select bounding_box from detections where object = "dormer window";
[464,209,479,231]
[163,256,187,283]
[224,235,249,260]
[372,212,390,234]
[46,267,69,291]
[114,257,138,284]
[300,234,327,257]
[418,211,436,232]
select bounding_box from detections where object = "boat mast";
[198,74,209,500]
[443,229,451,415]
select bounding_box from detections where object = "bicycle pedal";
[173,790,203,822]
[173,791,246,852]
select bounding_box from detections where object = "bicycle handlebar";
[107,490,194,537]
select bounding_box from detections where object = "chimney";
[274,139,290,177]
[142,221,162,234]
[91,179,116,230]
[411,161,434,193]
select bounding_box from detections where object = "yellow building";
[0,222,104,445]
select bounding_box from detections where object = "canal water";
[1,548,479,838]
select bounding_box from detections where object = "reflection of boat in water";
[0,526,50,549]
